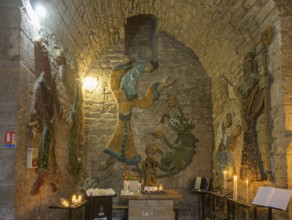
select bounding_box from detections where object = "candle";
[223,170,227,190]
[245,179,249,203]
[124,180,129,192]
[78,195,82,203]
[60,198,69,207]
[72,194,77,205]
[159,184,163,191]
[233,176,238,200]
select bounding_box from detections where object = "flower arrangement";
[85,188,115,197]
[123,170,137,181]
[123,171,141,192]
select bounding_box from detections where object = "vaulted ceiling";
[23,0,291,77]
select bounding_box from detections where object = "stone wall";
[281,3,292,218]
[9,1,83,219]
[0,0,21,219]
[0,0,291,219]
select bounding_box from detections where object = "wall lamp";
[29,0,46,17]
[83,76,99,91]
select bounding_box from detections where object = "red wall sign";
[4,131,16,148]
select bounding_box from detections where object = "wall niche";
[83,14,213,219]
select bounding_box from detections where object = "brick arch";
[20,0,286,77]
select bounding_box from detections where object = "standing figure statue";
[216,113,242,181]
[104,56,175,165]
[142,144,159,186]
[232,52,269,181]
[27,36,62,195]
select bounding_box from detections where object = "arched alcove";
[83,14,213,218]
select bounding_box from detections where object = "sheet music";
[194,177,202,190]
[252,187,292,210]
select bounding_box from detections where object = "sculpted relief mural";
[103,59,199,180]
[151,95,198,175]
[103,57,175,166]
[95,14,218,191]
[220,27,274,183]
[27,36,82,195]
[27,36,62,195]
[233,51,269,181]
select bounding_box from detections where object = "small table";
[227,198,257,220]
[49,201,87,220]
[191,189,209,220]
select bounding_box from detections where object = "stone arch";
[83,25,213,218]
[19,0,287,78]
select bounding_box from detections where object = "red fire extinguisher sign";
[4,131,16,148]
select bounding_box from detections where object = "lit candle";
[159,184,163,191]
[233,176,238,200]
[60,198,69,207]
[245,179,249,203]
[72,194,77,205]
[63,200,69,207]
[223,170,227,190]
[78,195,82,203]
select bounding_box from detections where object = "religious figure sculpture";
[53,48,73,125]
[66,81,82,175]
[27,37,62,195]
[104,56,175,165]
[216,113,242,180]
[142,144,159,186]
[54,46,82,175]
[232,52,269,181]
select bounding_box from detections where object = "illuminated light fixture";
[29,0,46,17]
[34,4,46,17]
[83,76,98,91]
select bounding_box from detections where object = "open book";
[194,177,202,190]
[252,187,292,210]
[192,177,211,191]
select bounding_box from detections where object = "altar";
[120,189,182,220]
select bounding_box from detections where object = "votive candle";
[223,170,227,190]
[159,184,163,191]
[233,176,238,200]
[72,194,77,204]
[78,195,82,203]
[245,179,249,203]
